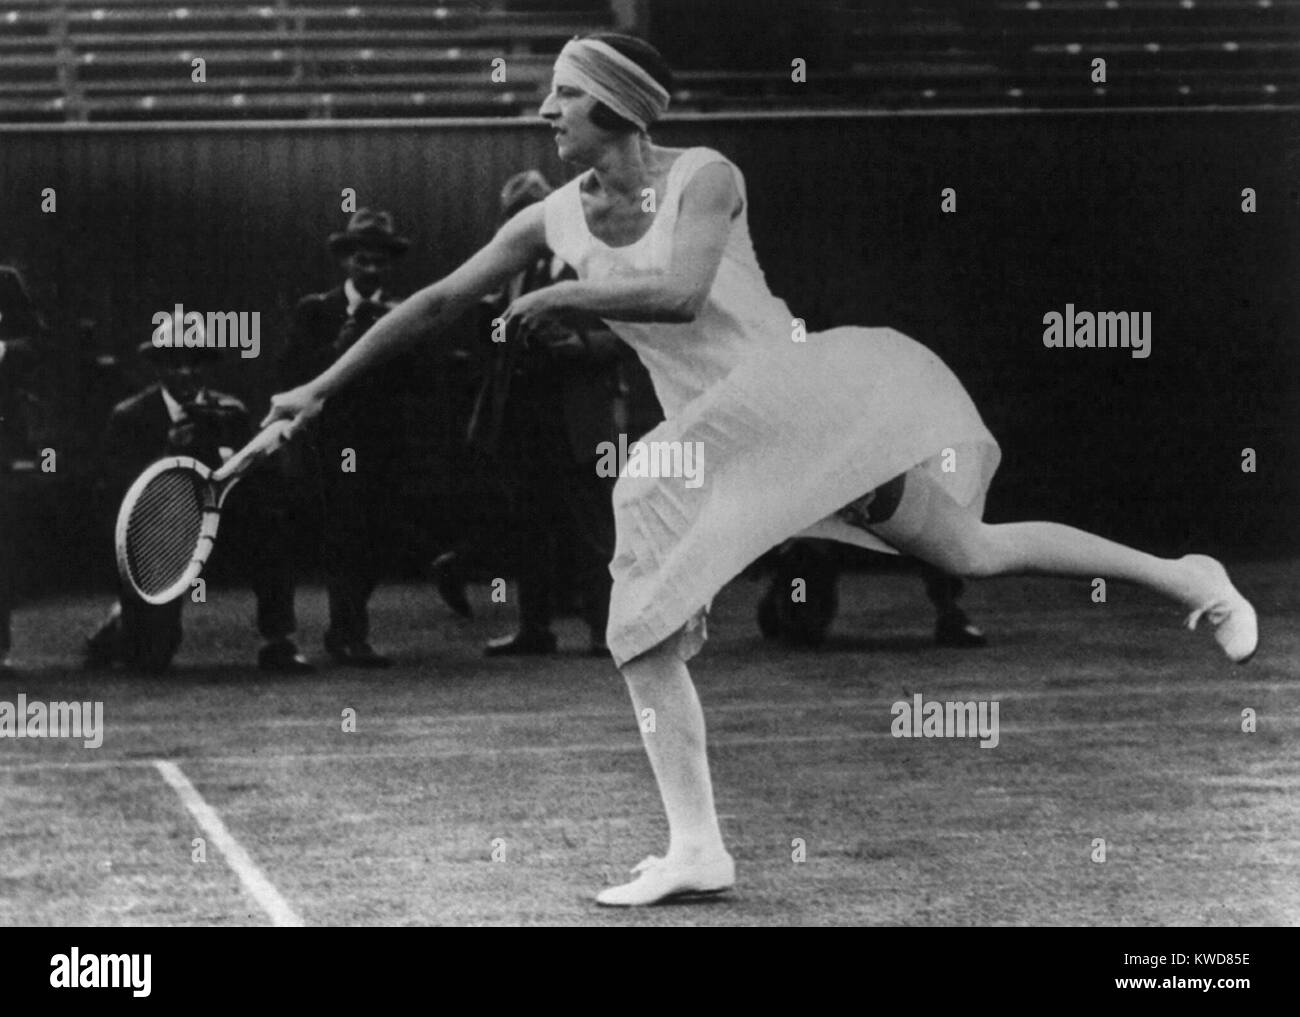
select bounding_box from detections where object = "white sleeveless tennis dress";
[543,147,1001,667]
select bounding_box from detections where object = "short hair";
[576,32,673,134]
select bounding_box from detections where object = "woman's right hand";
[261,383,326,435]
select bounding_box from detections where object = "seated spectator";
[84,337,312,673]
[757,539,988,648]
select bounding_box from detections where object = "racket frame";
[113,418,292,604]
[114,456,242,605]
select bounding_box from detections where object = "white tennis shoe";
[1183,555,1258,664]
[596,851,736,907]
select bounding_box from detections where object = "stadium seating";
[0,0,1296,120]
[664,1,1300,111]
[0,1,610,120]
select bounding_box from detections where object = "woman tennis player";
[264,34,1258,907]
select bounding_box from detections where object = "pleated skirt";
[607,326,1002,667]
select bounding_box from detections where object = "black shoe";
[484,629,557,657]
[83,622,120,671]
[83,647,114,670]
[430,551,472,619]
[326,640,392,668]
[128,654,175,675]
[935,614,988,648]
[258,639,316,674]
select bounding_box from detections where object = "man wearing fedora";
[280,208,415,668]
[84,336,310,673]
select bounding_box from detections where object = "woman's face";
[540,81,608,165]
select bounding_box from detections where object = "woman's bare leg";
[621,639,726,859]
[597,466,1256,907]
[596,638,734,906]
[867,468,1256,660]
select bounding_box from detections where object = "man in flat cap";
[85,336,309,673]
[280,208,416,667]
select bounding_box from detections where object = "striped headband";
[552,38,670,132]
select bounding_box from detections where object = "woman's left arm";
[504,161,739,327]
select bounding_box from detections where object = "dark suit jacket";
[280,285,416,468]
[100,385,252,502]
[0,336,42,465]
[468,259,627,464]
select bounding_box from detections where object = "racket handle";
[211,419,293,482]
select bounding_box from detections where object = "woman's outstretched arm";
[263,203,548,430]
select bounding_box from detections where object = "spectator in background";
[280,209,415,668]
[84,339,310,673]
[0,265,47,675]
[432,170,626,656]
[756,539,988,648]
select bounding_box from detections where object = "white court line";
[153,760,304,928]
[2,715,1296,773]
[68,678,1300,736]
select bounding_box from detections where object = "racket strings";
[124,469,206,596]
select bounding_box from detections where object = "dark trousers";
[509,391,616,641]
[88,477,297,669]
[921,563,966,620]
[0,488,13,656]
[767,542,967,626]
[315,437,396,646]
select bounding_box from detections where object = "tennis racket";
[114,419,294,604]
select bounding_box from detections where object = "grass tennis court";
[2,559,1296,926]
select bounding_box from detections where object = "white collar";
[160,386,186,423]
[344,279,384,315]
[160,386,205,423]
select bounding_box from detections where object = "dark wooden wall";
[1,111,1297,592]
